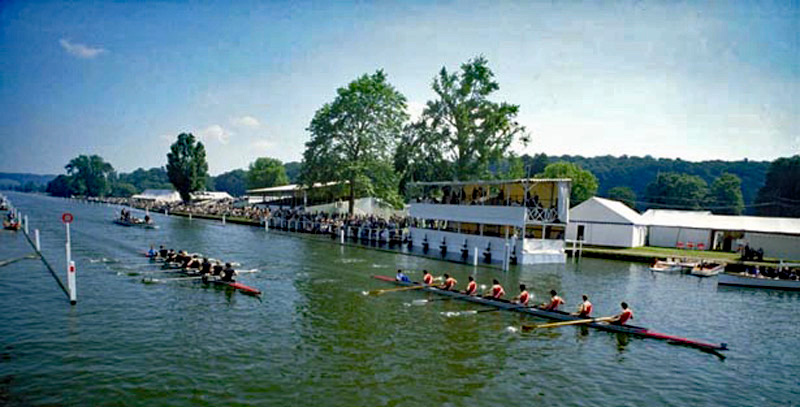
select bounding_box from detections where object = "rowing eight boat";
[372,275,727,352]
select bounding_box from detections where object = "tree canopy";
[403,56,528,181]
[166,133,208,202]
[301,70,408,213]
[710,173,744,215]
[65,155,115,197]
[644,172,708,210]
[248,158,289,190]
[756,155,800,217]
[537,161,598,206]
[606,186,636,209]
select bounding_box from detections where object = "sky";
[1,0,798,175]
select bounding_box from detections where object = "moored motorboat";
[718,272,800,291]
[113,218,158,229]
[690,263,726,277]
[3,220,21,231]
[372,275,728,352]
[650,259,682,272]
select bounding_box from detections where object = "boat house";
[406,178,571,264]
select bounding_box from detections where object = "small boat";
[718,272,800,291]
[113,218,158,229]
[649,259,682,272]
[690,263,726,277]
[3,220,21,231]
[372,275,727,352]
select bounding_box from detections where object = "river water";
[0,192,797,406]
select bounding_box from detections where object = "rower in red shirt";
[483,279,505,299]
[572,294,593,317]
[440,273,457,291]
[541,290,565,311]
[512,284,530,306]
[422,270,434,285]
[609,302,634,325]
[463,276,478,296]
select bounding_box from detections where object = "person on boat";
[220,263,236,282]
[541,290,565,311]
[158,245,168,259]
[166,249,177,262]
[212,260,224,276]
[200,258,212,275]
[422,270,434,285]
[609,302,634,325]
[184,255,201,270]
[144,214,151,224]
[484,279,505,299]
[512,284,530,306]
[463,276,478,296]
[440,274,457,291]
[573,295,593,318]
[395,269,410,282]
[147,245,157,258]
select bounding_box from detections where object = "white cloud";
[59,38,106,59]
[231,115,261,129]
[198,125,233,144]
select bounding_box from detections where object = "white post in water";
[165,208,169,216]
[473,247,478,267]
[67,261,77,305]
[34,229,41,251]
[24,215,29,234]
[503,240,510,272]
[222,214,226,225]
[340,228,345,244]
[189,212,192,221]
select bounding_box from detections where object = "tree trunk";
[349,177,355,215]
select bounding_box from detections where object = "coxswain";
[484,279,505,299]
[609,302,634,325]
[541,290,565,311]
[147,245,157,258]
[440,273,457,291]
[512,284,530,306]
[220,263,236,282]
[395,269,410,282]
[573,295,593,317]
[422,270,434,285]
[463,276,478,295]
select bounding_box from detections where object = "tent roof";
[570,197,642,225]
[641,209,800,235]
[410,178,571,187]
[247,181,346,195]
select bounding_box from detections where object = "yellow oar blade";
[523,316,614,330]
[369,285,425,296]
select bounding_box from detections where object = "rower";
[220,262,236,282]
[147,245,157,258]
[483,279,505,299]
[512,284,530,306]
[573,294,593,317]
[422,270,434,285]
[212,260,224,276]
[609,302,634,325]
[541,290,565,311]
[395,269,410,282]
[439,273,457,291]
[200,258,212,275]
[463,276,478,296]
[158,245,168,258]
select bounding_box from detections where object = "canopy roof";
[410,178,571,187]
[247,181,346,195]
[641,209,800,235]
[570,197,642,225]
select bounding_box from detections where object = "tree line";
[36,55,800,218]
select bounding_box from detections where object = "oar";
[411,297,453,305]
[367,285,425,296]
[142,275,203,283]
[446,303,531,316]
[521,316,614,331]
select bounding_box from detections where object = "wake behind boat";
[113,218,158,228]
[372,275,728,353]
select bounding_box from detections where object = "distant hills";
[0,173,56,189]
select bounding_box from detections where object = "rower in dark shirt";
[158,246,168,258]
[200,258,212,275]
[212,261,224,276]
[221,263,236,282]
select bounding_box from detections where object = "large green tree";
[405,56,528,181]
[248,158,289,190]
[45,174,75,197]
[166,133,208,202]
[214,169,249,197]
[607,186,637,209]
[644,172,708,210]
[65,155,115,197]
[302,70,408,214]
[710,173,744,215]
[537,161,599,206]
[756,155,800,217]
